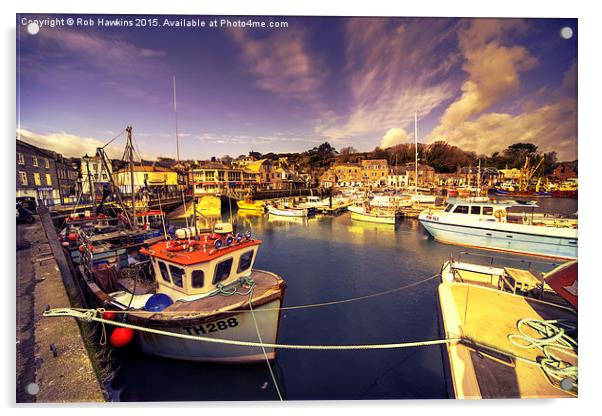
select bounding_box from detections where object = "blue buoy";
[144,293,174,312]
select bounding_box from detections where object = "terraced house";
[16,139,60,206]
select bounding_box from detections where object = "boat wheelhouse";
[418,200,578,259]
[79,222,286,362]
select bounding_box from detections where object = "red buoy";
[68,233,77,241]
[110,327,134,348]
[102,311,117,321]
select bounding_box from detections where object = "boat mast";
[173,76,180,162]
[414,112,418,194]
[85,156,96,212]
[126,126,136,221]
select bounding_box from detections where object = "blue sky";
[17,15,577,160]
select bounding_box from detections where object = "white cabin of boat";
[140,223,261,301]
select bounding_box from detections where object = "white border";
[2,1,600,415]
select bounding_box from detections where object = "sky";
[16,15,577,161]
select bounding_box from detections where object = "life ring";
[166,241,185,252]
[225,235,234,246]
[494,209,507,221]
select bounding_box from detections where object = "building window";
[169,265,184,288]
[44,159,50,168]
[34,173,41,186]
[19,171,28,186]
[191,270,204,288]
[32,156,38,167]
[237,251,254,273]
[17,153,24,165]
[214,258,233,284]
[45,174,52,186]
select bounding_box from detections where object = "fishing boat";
[438,259,577,398]
[237,198,266,212]
[348,204,396,225]
[267,203,308,217]
[418,200,578,259]
[78,222,286,362]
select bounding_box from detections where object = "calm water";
[109,197,577,401]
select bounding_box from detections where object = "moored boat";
[348,204,396,224]
[437,259,577,398]
[267,203,308,217]
[237,198,266,212]
[78,222,286,362]
[418,200,578,259]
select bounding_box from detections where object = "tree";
[338,146,357,163]
[249,151,262,159]
[503,143,539,168]
[542,151,558,175]
[221,155,233,163]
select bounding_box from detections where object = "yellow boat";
[237,199,266,212]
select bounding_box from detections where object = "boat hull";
[349,206,396,224]
[419,217,577,260]
[133,298,283,363]
[267,206,308,217]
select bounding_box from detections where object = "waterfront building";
[361,159,389,187]
[54,154,80,205]
[16,139,60,206]
[80,153,113,197]
[113,164,180,196]
[499,168,522,180]
[553,162,577,181]
[191,162,259,196]
[232,155,257,169]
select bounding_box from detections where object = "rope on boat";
[42,307,460,351]
[507,318,578,395]
[247,282,284,401]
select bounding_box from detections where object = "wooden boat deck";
[127,269,285,325]
[439,282,577,399]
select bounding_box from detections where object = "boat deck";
[126,269,285,325]
[439,282,577,399]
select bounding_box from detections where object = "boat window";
[214,258,233,284]
[470,206,481,215]
[482,207,493,215]
[169,265,184,288]
[453,205,469,214]
[191,269,204,288]
[237,251,254,273]
[444,204,454,212]
[158,261,170,283]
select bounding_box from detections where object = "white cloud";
[317,18,460,146]
[16,128,160,160]
[381,127,409,148]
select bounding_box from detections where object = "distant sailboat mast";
[414,111,418,195]
[173,75,180,162]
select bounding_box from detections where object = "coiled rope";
[507,318,578,395]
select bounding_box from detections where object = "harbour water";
[109,197,577,401]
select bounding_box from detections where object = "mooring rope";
[247,282,284,401]
[43,307,460,351]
